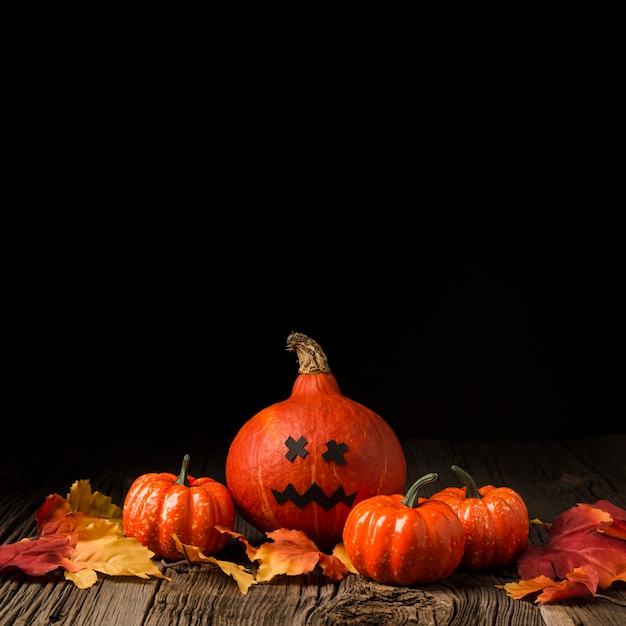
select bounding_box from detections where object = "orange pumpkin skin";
[123,455,235,561]
[430,466,529,570]
[225,334,407,552]
[342,474,466,585]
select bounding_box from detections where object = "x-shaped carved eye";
[284,436,308,461]
[323,439,348,465]
[283,437,349,464]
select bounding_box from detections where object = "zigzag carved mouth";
[272,483,358,511]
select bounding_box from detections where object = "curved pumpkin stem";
[176,454,191,487]
[451,464,481,499]
[401,472,439,508]
[286,332,331,375]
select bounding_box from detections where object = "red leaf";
[499,500,626,602]
[37,494,74,536]
[0,536,80,576]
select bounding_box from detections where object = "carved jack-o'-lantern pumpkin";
[225,332,407,551]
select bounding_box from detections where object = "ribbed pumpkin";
[123,454,235,560]
[342,472,466,585]
[225,332,407,552]
[430,465,529,570]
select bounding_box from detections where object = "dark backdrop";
[4,46,623,443]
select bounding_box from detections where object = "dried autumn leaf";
[173,534,257,594]
[1,479,170,588]
[0,535,79,576]
[254,529,323,581]
[501,566,600,603]
[318,549,353,580]
[36,493,81,536]
[598,516,626,540]
[67,518,168,588]
[530,517,551,530]
[37,480,123,539]
[175,525,355,593]
[37,496,118,540]
[209,557,257,595]
[66,479,123,520]
[498,499,626,603]
[253,528,349,582]
[216,525,353,581]
[499,574,563,601]
[518,501,626,589]
[332,543,359,575]
[214,525,258,561]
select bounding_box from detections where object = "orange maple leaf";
[255,528,342,581]
[597,514,626,540]
[174,525,357,593]
[223,526,356,582]
[499,566,599,603]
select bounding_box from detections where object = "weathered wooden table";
[1,431,624,625]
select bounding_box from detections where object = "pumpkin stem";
[176,454,191,487]
[451,464,481,499]
[401,472,439,508]
[286,332,331,375]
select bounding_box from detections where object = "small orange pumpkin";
[430,465,529,570]
[225,332,407,552]
[342,472,466,585]
[123,454,235,560]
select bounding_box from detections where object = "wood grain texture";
[1,435,625,625]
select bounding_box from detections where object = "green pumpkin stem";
[286,332,331,375]
[176,454,191,487]
[451,464,481,499]
[401,472,439,507]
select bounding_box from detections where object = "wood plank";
[0,570,161,626]
[536,581,626,626]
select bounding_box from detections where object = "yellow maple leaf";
[66,479,123,522]
[210,557,257,595]
[173,534,257,594]
[68,518,169,585]
[497,575,558,600]
[65,566,99,589]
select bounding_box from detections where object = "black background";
[4,40,623,443]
